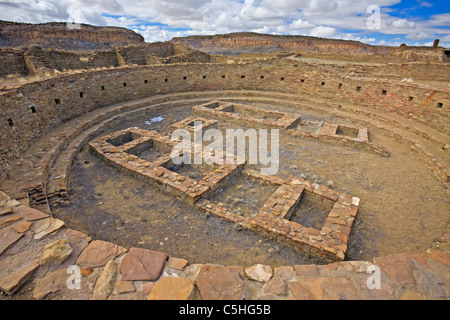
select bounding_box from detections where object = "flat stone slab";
[33,265,100,300]
[33,268,69,300]
[167,257,188,271]
[0,215,22,229]
[245,264,273,283]
[294,265,319,277]
[373,253,418,288]
[0,199,21,209]
[0,191,10,202]
[195,265,245,300]
[120,247,168,281]
[33,218,65,240]
[115,281,135,294]
[264,277,287,295]
[289,278,361,300]
[13,205,49,221]
[58,229,91,261]
[428,251,450,267]
[0,249,40,294]
[0,227,24,255]
[0,207,13,216]
[76,240,127,268]
[12,221,32,233]
[148,276,195,300]
[142,282,155,295]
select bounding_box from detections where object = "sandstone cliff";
[172,32,449,63]
[172,32,388,55]
[0,20,144,51]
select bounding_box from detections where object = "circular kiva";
[0,61,449,300]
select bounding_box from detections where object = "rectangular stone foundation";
[89,127,243,205]
[170,116,218,134]
[319,122,369,143]
[192,100,302,129]
[195,169,359,262]
[192,100,388,157]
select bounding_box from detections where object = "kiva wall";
[0,60,449,182]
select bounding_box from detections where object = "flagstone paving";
[0,195,449,300]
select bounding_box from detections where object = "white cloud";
[305,0,338,15]
[419,1,433,8]
[137,25,187,42]
[0,0,448,47]
[341,33,375,43]
[407,32,433,40]
[309,26,336,38]
[290,18,314,29]
[392,18,415,28]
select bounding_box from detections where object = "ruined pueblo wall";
[0,48,29,77]
[24,49,119,74]
[116,42,175,66]
[0,60,449,181]
[0,42,197,75]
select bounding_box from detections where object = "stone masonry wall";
[0,49,29,77]
[115,42,175,66]
[1,43,208,76]
[0,60,449,182]
[23,49,119,75]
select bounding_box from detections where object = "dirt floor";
[53,100,449,266]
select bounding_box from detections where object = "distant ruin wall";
[0,43,210,76]
[0,60,449,182]
[389,47,447,62]
[0,49,29,77]
[116,42,175,66]
[24,49,119,75]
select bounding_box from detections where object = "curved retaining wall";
[1,60,449,182]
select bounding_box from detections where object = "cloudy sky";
[1,0,449,47]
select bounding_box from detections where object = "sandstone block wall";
[389,46,448,63]
[24,49,119,75]
[116,42,175,66]
[0,43,210,76]
[0,49,28,77]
